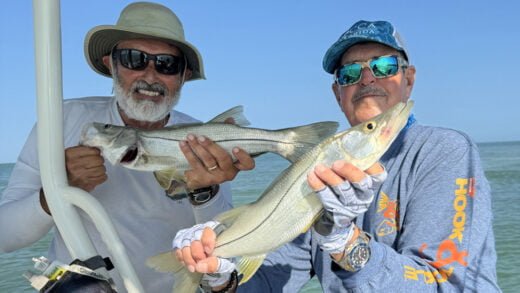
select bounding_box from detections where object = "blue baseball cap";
[322,20,409,74]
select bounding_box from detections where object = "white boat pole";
[32,1,144,291]
[33,0,95,259]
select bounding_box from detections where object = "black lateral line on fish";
[138,134,306,145]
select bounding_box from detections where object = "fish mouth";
[120,145,139,164]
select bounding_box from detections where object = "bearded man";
[0,2,254,292]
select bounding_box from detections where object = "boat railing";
[32,0,144,291]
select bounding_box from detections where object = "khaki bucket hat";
[84,1,205,81]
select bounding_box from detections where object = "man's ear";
[332,82,341,106]
[184,68,192,81]
[102,55,112,75]
[404,65,416,99]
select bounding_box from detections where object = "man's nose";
[141,60,159,81]
[359,67,376,86]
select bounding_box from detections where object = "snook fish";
[146,101,414,292]
[80,106,339,194]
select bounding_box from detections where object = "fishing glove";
[172,220,236,288]
[312,169,387,254]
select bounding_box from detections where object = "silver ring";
[207,165,218,171]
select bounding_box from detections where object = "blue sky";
[1,0,518,163]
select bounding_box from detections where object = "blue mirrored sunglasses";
[334,55,408,86]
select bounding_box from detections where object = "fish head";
[334,100,414,170]
[80,122,141,167]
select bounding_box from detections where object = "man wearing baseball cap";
[176,20,501,292]
[0,2,254,292]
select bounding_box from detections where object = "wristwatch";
[188,184,220,205]
[335,226,371,272]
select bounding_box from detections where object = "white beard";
[113,76,181,123]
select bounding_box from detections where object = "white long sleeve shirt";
[0,96,233,292]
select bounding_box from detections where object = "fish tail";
[147,251,202,292]
[281,121,339,162]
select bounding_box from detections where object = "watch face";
[192,191,212,203]
[350,244,370,269]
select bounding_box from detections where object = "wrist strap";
[334,226,371,272]
[189,184,220,205]
[201,270,238,293]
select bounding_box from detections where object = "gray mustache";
[353,86,387,101]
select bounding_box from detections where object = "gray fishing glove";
[172,221,236,288]
[312,169,387,254]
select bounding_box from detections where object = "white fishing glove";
[312,169,387,254]
[172,220,236,288]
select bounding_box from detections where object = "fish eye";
[365,121,376,131]
[104,124,110,129]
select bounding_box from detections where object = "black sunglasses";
[112,48,185,75]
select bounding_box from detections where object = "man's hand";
[65,146,107,192]
[308,161,386,255]
[173,221,236,288]
[180,134,255,190]
[40,146,107,215]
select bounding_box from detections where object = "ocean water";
[1,141,519,292]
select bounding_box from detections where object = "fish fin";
[154,169,188,195]
[146,251,182,272]
[236,254,266,285]
[280,121,339,162]
[172,269,202,293]
[214,205,250,228]
[147,251,202,292]
[208,106,251,126]
[154,169,177,189]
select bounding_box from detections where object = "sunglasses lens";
[370,56,399,78]
[336,63,362,86]
[155,55,182,75]
[118,49,147,70]
[114,49,183,75]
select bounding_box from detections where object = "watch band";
[335,226,371,272]
[188,184,220,205]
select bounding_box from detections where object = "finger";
[191,240,206,262]
[201,227,217,255]
[307,170,325,191]
[68,165,106,182]
[175,249,185,264]
[82,156,105,170]
[66,146,101,159]
[189,135,221,170]
[313,164,344,186]
[180,139,204,170]
[195,256,220,273]
[84,166,107,178]
[197,136,235,171]
[87,173,108,185]
[331,161,366,183]
[66,152,104,171]
[232,148,255,171]
[181,246,197,273]
[365,162,385,175]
